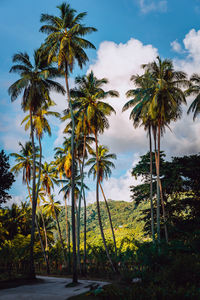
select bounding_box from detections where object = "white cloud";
[0,108,27,152]
[83,33,200,202]
[88,38,158,156]
[173,29,200,76]
[171,40,183,53]
[138,0,167,14]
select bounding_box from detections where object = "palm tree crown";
[86,145,116,182]
[40,3,97,73]
[8,50,65,113]
[186,73,200,120]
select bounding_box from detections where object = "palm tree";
[40,3,97,282]
[10,142,51,272]
[42,195,64,255]
[8,50,65,277]
[70,71,119,272]
[10,142,37,201]
[86,145,117,254]
[122,71,156,242]
[186,73,200,120]
[40,161,67,266]
[143,56,187,243]
[21,101,60,205]
[62,111,94,273]
[54,146,70,265]
[36,188,52,273]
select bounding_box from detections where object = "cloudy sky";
[1,0,200,206]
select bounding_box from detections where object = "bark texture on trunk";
[83,188,87,274]
[77,135,86,274]
[149,126,155,243]
[65,68,77,282]
[29,109,36,278]
[153,124,168,243]
[35,135,42,205]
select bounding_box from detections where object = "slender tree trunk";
[35,135,42,205]
[153,125,168,243]
[99,181,117,254]
[64,196,70,270]
[35,214,50,274]
[159,179,168,243]
[60,173,70,271]
[64,68,77,283]
[83,188,87,275]
[29,109,37,278]
[68,220,71,273]
[50,194,67,267]
[153,126,160,244]
[149,126,155,243]
[94,131,116,273]
[157,121,161,243]
[26,178,50,273]
[39,207,50,271]
[77,135,86,274]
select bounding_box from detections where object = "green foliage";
[0,150,15,205]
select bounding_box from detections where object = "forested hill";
[59,200,149,246]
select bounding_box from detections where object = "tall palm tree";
[70,71,119,272]
[86,145,117,254]
[40,3,97,282]
[54,146,70,262]
[62,111,94,272]
[11,142,50,272]
[40,162,67,266]
[143,56,187,243]
[186,73,200,120]
[10,142,37,201]
[122,71,156,242]
[21,102,60,205]
[8,50,65,277]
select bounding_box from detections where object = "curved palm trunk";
[35,214,50,274]
[94,131,116,273]
[159,179,168,243]
[99,181,117,254]
[148,126,155,243]
[153,124,168,243]
[29,109,37,278]
[83,188,87,275]
[49,194,67,267]
[77,135,87,274]
[64,195,70,270]
[65,68,77,283]
[153,126,160,244]
[68,219,71,273]
[35,135,42,205]
[39,207,50,273]
[26,178,50,273]
[60,173,70,272]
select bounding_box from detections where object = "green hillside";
[59,200,150,250]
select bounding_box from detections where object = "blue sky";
[1,0,200,205]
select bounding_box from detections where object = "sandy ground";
[0,276,109,300]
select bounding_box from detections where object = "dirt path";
[0,275,109,300]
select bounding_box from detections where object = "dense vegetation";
[1,1,200,298]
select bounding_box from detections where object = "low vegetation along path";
[0,276,109,300]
